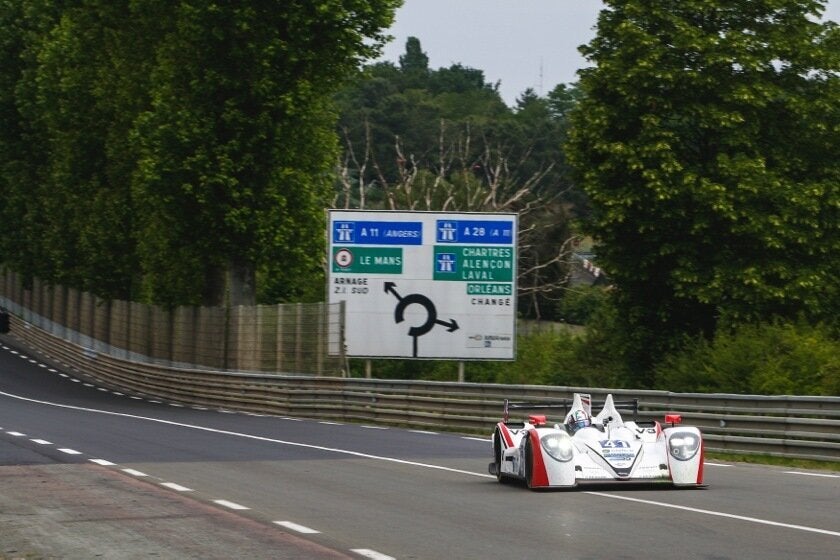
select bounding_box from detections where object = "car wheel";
[524,437,534,489]
[493,430,505,483]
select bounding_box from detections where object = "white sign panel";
[327,210,517,360]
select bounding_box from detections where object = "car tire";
[493,430,506,483]
[524,436,534,489]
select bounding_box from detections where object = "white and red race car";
[489,393,705,489]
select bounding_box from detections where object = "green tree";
[566,0,840,380]
[398,35,429,88]
[23,1,158,298]
[0,1,172,297]
[0,0,59,285]
[130,1,401,306]
[0,0,400,307]
[336,40,509,190]
[335,38,584,319]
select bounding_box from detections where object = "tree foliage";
[0,0,401,306]
[334,38,583,319]
[566,0,840,375]
[556,284,610,326]
[13,1,149,298]
[655,321,840,395]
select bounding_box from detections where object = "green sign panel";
[433,246,514,282]
[332,247,403,274]
[466,283,513,295]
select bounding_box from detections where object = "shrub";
[348,328,588,386]
[654,321,840,395]
[556,285,610,325]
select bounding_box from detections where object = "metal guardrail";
[4,314,839,463]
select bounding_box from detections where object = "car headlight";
[668,432,700,461]
[541,433,574,462]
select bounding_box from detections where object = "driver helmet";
[568,409,591,433]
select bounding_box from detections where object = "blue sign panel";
[333,221,423,245]
[435,220,514,244]
[435,252,457,275]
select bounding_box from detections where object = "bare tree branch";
[336,117,579,320]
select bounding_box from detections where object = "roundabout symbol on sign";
[385,282,458,357]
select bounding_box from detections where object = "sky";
[378,0,840,106]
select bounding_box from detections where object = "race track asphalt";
[1,333,838,560]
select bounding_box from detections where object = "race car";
[488,393,705,489]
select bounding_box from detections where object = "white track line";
[784,471,839,479]
[586,492,840,537]
[161,482,193,492]
[213,499,249,511]
[274,521,321,534]
[351,549,395,560]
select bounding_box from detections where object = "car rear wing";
[502,397,639,423]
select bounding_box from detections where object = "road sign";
[333,220,422,245]
[327,210,517,360]
[435,219,514,244]
[432,246,514,282]
[331,247,402,274]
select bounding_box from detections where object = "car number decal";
[599,439,630,448]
